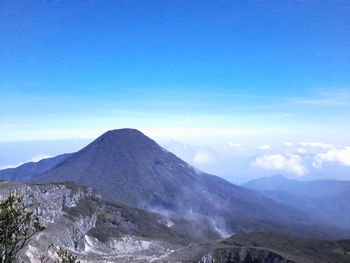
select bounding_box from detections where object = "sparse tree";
[39,245,80,263]
[56,247,80,263]
[0,190,45,263]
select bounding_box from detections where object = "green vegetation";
[0,190,45,263]
[56,247,80,263]
[39,246,80,263]
[62,198,95,218]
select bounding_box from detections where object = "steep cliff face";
[0,181,97,262]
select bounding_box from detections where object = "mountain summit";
[30,129,347,238]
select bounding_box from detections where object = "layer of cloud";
[251,153,307,176]
[294,89,350,106]
[299,142,335,149]
[313,146,350,168]
[259,144,271,150]
[297,148,307,154]
[284,142,294,147]
[228,142,240,148]
[193,151,215,165]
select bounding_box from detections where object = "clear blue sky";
[1,0,350,181]
[1,0,349,143]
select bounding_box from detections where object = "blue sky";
[1,0,350,181]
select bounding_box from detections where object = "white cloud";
[299,142,335,149]
[251,153,307,176]
[0,154,52,170]
[294,90,350,106]
[297,148,307,154]
[228,142,240,148]
[193,151,215,165]
[29,154,52,162]
[313,146,350,168]
[259,144,271,150]
[284,142,294,147]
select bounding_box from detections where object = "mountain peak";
[102,128,144,137]
[97,128,148,142]
[89,128,161,155]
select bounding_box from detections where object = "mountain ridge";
[0,153,72,182]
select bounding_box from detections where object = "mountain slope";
[243,175,350,229]
[0,153,71,182]
[30,129,349,239]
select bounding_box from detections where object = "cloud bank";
[251,153,307,176]
[313,146,350,168]
[259,144,271,150]
[299,142,335,149]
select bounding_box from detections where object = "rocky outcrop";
[0,181,97,224]
[0,181,99,262]
[0,181,184,262]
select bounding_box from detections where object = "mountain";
[0,153,71,182]
[2,181,349,263]
[29,129,349,239]
[242,175,350,229]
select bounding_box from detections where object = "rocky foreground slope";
[1,181,349,263]
[0,181,188,262]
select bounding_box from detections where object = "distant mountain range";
[242,175,350,229]
[0,153,71,181]
[1,129,349,240]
